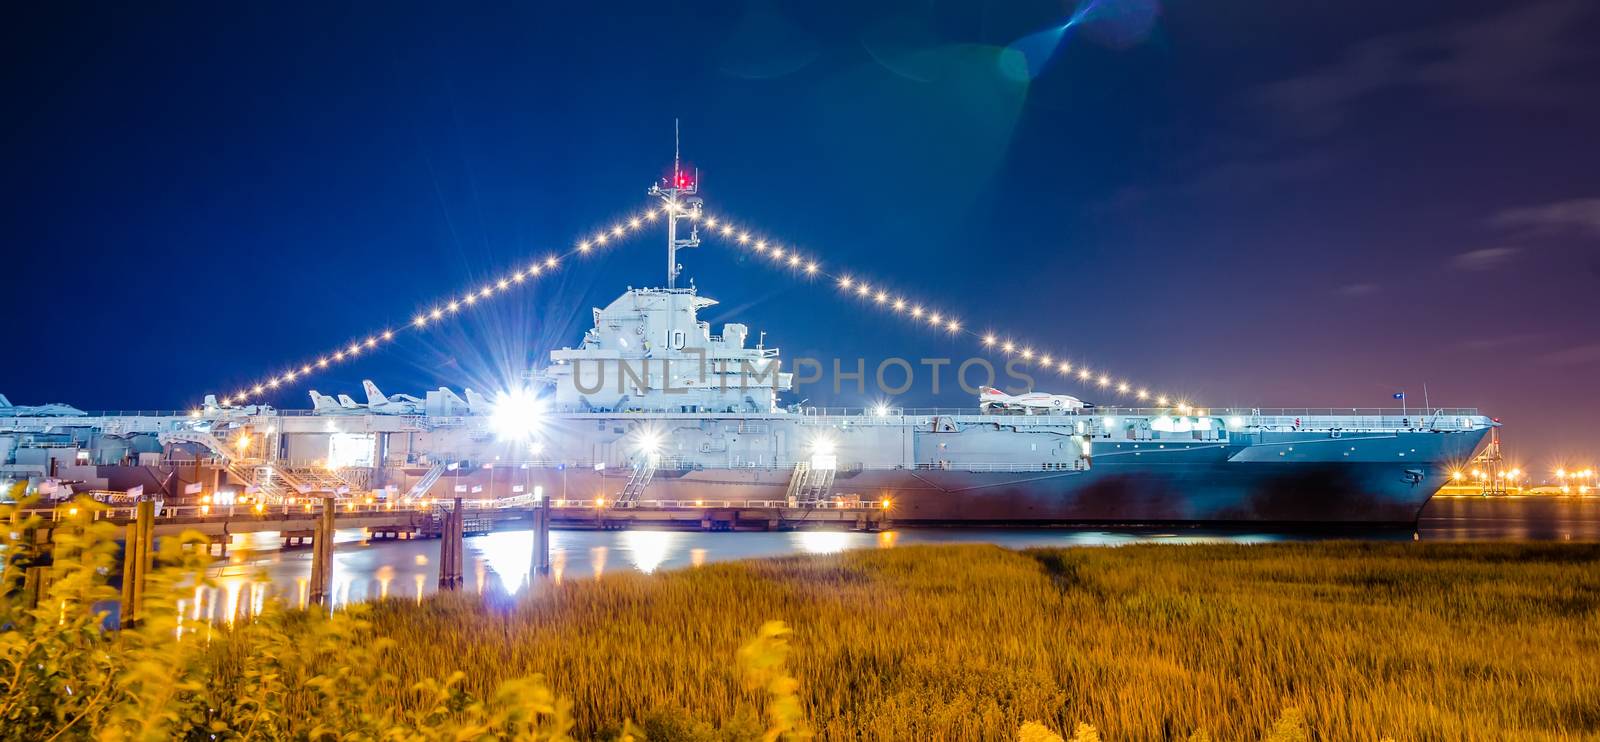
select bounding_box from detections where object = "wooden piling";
[119,522,137,620]
[308,497,335,607]
[135,500,153,617]
[532,499,551,577]
[439,497,464,590]
[22,566,52,610]
[120,500,154,627]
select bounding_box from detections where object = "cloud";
[1454,333,1550,352]
[1336,282,1378,297]
[1490,198,1600,238]
[1451,246,1520,271]
[1251,1,1592,136]
[1537,343,1600,367]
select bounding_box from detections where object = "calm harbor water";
[194,496,1600,620]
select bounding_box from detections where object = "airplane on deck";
[309,382,426,415]
[464,389,491,415]
[200,395,273,418]
[0,394,87,418]
[432,387,491,416]
[310,390,364,415]
[362,381,425,415]
[978,386,1092,414]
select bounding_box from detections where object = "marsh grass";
[359,541,1600,740]
[5,495,1598,740]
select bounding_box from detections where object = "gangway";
[280,465,355,495]
[783,462,809,502]
[786,461,835,505]
[225,460,290,502]
[494,491,543,508]
[406,462,447,500]
[615,456,659,506]
[799,466,835,504]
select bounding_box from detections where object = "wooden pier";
[16,496,887,618]
[21,498,890,541]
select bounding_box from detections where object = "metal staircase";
[786,461,836,505]
[406,463,447,500]
[616,456,659,506]
[493,491,543,508]
[281,465,354,495]
[225,461,356,501]
[225,460,291,502]
[158,430,234,461]
[784,462,809,502]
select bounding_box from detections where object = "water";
[192,496,1600,621]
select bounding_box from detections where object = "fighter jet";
[432,387,469,414]
[430,387,489,416]
[200,395,274,418]
[362,381,425,415]
[978,386,1092,414]
[464,388,491,415]
[310,390,364,415]
[0,394,87,418]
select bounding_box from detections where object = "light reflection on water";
[188,497,1600,617]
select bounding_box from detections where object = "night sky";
[3,1,1597,467]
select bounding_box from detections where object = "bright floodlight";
[873,403,890,417]
[489,389,545,442]
[634,429,663,457]
[809,435,838,470]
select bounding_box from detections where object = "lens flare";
[489,389,545,443]
[1005,0,1162,80]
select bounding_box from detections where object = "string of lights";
[209,207,676,406]
[691,208,1196,410]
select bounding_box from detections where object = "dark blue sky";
[3,1,1598,464]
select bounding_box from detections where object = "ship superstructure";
[540,288,790,413]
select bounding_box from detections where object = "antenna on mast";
[648,119,701,290]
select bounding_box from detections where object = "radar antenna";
[647,119,701,289]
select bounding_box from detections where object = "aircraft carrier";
[0,168,1497,527]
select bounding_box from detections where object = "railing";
[472,459,1088,473]
[912,461,1086,472]
[21,500,422,522]
[1228,413,1485,432]
[792,406,1483,418]
[19,495,890,522]
[5,405,1489,423]
[547,498,875,510]
[616,458,658,505]
[158,457,228,468]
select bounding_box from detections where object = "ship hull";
[414,459,1463,527]
[401,426,1490,526]
[8,407,1493,528]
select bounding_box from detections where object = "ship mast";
[648,119,701,289]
